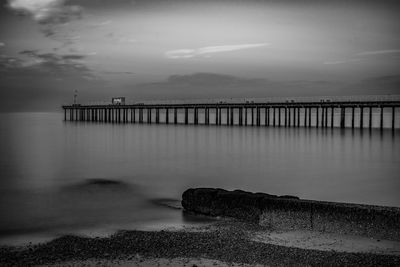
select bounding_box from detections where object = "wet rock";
[182,188,299,222]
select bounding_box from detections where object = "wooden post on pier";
[351,107,355,129]
[392,107,395,130]
[360,107,364,129]
[369,107,372,129]
[184,108,188,125]
[304,107,307,127]
[245,108,248,126]
[155,108,159,124]
[308,107,312,127]
[380,106,384,130]
[218,108,222,125]
[288,107,291,127]
[273,108,276,127]
[293,108,296,127]
[251,107,254,126]
[268,108,271,126]
[230,107,234,126]
[278,108,282,127]
[340,107,345,128]
[174,108,177,124]
[148,108,152,124]
[316,107,319,128]
[239,108,242,126]
[194,108,198,125]
[165,108,168,124]
[284,107,287,127]
[392,107,396,130]
[215,108,219,125]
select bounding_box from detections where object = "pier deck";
[62,100,400,129]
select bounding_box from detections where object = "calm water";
[0,112,399,244]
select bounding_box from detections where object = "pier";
[62,100,400,130]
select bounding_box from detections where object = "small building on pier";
[112,97,125,105]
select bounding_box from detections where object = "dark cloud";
[14,50,90,76]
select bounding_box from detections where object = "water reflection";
[0,112,399,243]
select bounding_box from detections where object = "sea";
[0,111,399,245]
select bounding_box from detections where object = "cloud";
[356,49,400,56]
[7,0,82,24]
[323,48,400,65]
[7,0,83,44]
[323,58,361,65]
[12,50,92,75]
[165,43,268,59]
[0,42,5,47]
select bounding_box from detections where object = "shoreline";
[1,219,400,266]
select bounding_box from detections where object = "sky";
[0,0,399,111]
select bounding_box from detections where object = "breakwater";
[182,188,400,240]
[62,100,400,129]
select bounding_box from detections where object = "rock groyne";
[182,188,400,240]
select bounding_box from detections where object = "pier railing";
[62,99,400,130]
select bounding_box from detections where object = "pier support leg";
[392,107,395,130]
[174,108,177,124]
[278,108,281,127]
[331,107,334,128]
[245,108,248,126]
[273,108,276,127]
[297,107,300,127]
[351,107,355,129]
[251,108,254,126]
[230,108,233,126]
[148,108,152,124]
[360,107,364,129]
[308,107,311,127]
[316,107,319,128]
[380,106,384,130]
[264,108,267,126]
[284,107,287,127]
[239,108,243,126]
[156,108,160,124]
[340,107,345,128]
[369,107,372,129]
[185,108,188,125]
